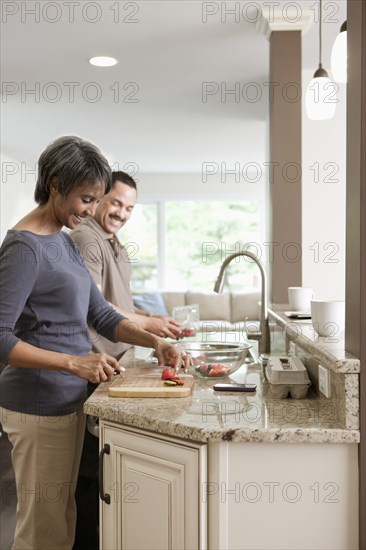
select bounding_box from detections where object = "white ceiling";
[1,0,346,172]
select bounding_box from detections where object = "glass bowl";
[181,342,252,379]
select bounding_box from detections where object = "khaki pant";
[0,407,86,550]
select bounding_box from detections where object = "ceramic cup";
[288,287,313,312]
[310,300,345,338]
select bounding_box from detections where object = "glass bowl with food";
[181,342,252,379]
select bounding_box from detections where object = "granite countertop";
[84,349,359,444]
[269,308,360,374]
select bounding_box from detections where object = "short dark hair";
[111,171,137,190]
[34,136,112,205]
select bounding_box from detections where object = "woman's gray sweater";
[0,230,125,416]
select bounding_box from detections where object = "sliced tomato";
[162,368,174,380]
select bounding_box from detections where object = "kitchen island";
[85,320,359,550]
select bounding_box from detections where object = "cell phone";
[285,311,311,320]
[213,383,257,392]
[291,313,311,319]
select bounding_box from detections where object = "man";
[71,170,180,355]
[71,171,180,549]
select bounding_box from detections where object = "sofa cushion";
[197,321,253,344]
[198,320,234,332]
[161,292,186,315]
[186,291,231,322]
[231,291,261,323]
[132,291,169,316]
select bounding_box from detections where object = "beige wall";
[269,31,302,303]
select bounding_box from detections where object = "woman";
[0,136,188,550]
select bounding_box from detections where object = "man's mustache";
[110,215,125,223]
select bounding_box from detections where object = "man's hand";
[144,316,181,339]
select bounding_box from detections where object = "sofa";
[132,290,262,341]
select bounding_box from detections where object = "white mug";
[288,287,313,312]
[311,300,345,338]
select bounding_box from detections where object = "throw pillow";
[132,292,169,316]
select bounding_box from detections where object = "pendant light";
[305,0,336,120]
[331,21,347,83]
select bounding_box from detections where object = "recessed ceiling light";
[89,56,118,67]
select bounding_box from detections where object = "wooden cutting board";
[108,373,194,398]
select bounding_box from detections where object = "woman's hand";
[68,352,124,383]
[153,340,192,374]
[114,319,190,373]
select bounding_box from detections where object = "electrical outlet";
[318,364,331,398]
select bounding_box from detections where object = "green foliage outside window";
[165,201,260,291]
[118,201,260,292]
[118,203,158,292]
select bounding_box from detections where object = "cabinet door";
[100,422,207,550]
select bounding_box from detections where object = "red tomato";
[162,368,174,380]
[208,369,221,377]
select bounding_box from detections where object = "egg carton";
[265,356,311,399]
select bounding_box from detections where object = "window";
[117,203,158,291]
[118,200,261,292]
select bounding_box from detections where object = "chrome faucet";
[213,251,270,354]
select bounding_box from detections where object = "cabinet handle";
[99,443,111,504]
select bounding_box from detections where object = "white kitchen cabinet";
[208,442,358,550]
[99,421,207,550]
[98,422,358,550]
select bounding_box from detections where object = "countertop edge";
[84,401,360,444]
[268,309,360,373]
